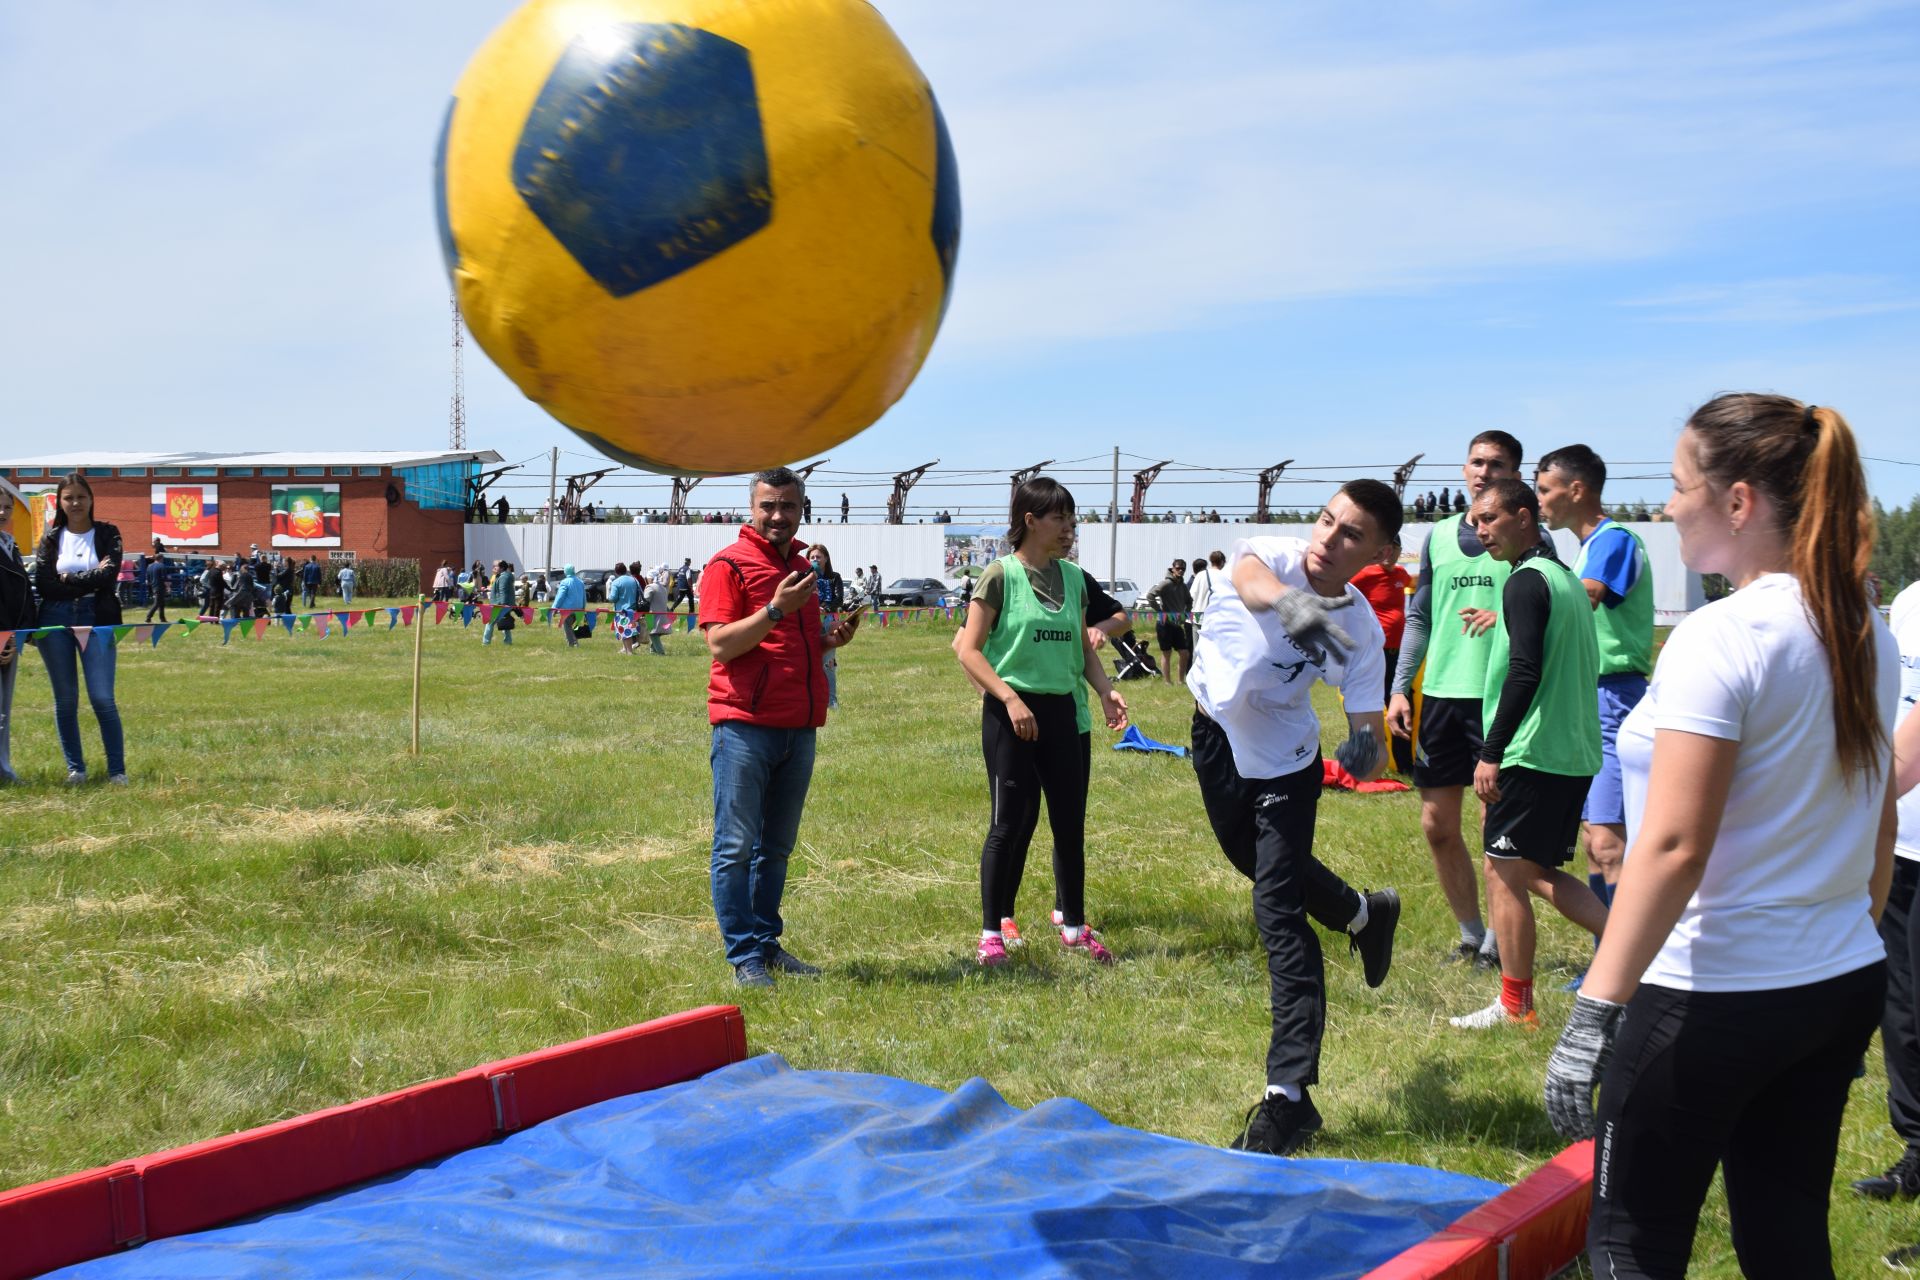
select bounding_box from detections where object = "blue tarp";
[50,1055,1500,1279]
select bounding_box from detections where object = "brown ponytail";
[1687,394,1883,783]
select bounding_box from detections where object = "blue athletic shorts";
[1583,674,1648,826]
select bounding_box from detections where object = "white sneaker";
[1449,999,1539,1030]
[65,770,87,786]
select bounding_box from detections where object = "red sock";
[1500,976,1534,1018]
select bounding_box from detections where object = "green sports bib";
[983,556,1090,733]
[1424,514,1510,697]
[1483,556,1602,776]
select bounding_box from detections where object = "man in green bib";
[1448,480,1608,1029]
[1534,446,1653,929]
[1387,430,1527,966]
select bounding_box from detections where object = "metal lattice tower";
[449,290,467,452]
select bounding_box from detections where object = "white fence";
[468,519,1702,622]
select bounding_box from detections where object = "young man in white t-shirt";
[1860,581,1920,1218]
[1187,480,1403,1157]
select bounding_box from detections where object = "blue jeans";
[710,721,816,967]
[37,598,125,777]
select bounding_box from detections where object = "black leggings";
[1588,962,1885,1279]
[979,692,1089,932]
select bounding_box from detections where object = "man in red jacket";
[701,468,863,988]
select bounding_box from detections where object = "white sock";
[1061,926,1082,943]
[981,929,1002,942]
[1459,919,1486,947]
[1347,895,1369,935]
[1265,1083,1303,1102]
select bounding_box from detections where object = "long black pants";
[979,692,1089,932]
[1588,963,1885,1280]
[1881,859,1920,1146]
[1191,710,1361,1087]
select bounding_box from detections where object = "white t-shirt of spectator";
[1190,565,1217,628]
[56,528,101,576]
[1187,536,1385,780]
[1892,581,1920,862]
[1618,573,1899,992]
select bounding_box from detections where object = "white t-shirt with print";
[1892,581,1920,861]
[1618,573,1899,992]
[1187,537,1385,780]
[56,528,100,576]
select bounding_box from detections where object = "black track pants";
[1881,859,1920,1145]
[979,692,1090,932]
[1588,963,1885,1279]
[1191,710,1361,1087]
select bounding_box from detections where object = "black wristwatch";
[765,603,785,623]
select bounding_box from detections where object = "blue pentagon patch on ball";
[512,23,772,298]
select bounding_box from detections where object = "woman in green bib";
[956,478,1129,967]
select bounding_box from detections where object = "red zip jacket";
[700,526,826,729]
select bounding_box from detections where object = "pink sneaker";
[999,918,1025,948]
[976,934,1009,967]
[1061,927,1114,965]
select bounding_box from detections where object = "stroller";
[1109,630,1161,681]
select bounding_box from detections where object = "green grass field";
[0,603,1909,1275]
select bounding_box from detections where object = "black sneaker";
[1349,889,1400,989]
[1473,944,1501,972]
[733,957,775,989]
[1229,1090,1323,1157]
[765,945,821,977]
[1888,1241,1920,1272]
[1855,1146,1920,1200]
[1444,942,1481,966]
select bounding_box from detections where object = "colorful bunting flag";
[150,624,170,647]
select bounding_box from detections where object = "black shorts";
[1483,766,1591,869]
[1411,695,1484,789]
[1154,619,1192,652]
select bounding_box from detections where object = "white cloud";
[1621,276,1920,324]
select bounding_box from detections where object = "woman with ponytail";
[955,477,1128,967]
[1541,395,1900,1278]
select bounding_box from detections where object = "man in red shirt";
[700,468,863,988]
[1349,538,1413,771]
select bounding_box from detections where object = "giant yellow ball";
[436,0,960,476]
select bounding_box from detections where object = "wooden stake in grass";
[411,594,425,756]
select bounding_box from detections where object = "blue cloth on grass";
[51,1054,1500,1280]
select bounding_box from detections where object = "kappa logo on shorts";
[1490,836,1517,852]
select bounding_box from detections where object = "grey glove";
[1544,992,1626,1140]
[1335,725,1382,779]
[1274,589,1355,664]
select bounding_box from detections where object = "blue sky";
[2,0,1916,518]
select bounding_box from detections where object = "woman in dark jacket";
[31,472,127,784]
[806,543,848,709]
[198,558,226,619]
[0,481,37,783]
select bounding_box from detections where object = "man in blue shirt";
[1534,445,1653,933]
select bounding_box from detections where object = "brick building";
[0,450,502,592]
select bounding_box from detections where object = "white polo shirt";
[1892,581,1920,863]
[1619,573,1899,991]
[1187,537,1385,780]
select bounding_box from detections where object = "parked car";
[1098,578,1141,610]
[876,577,949,607]
[579,569,612,603]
